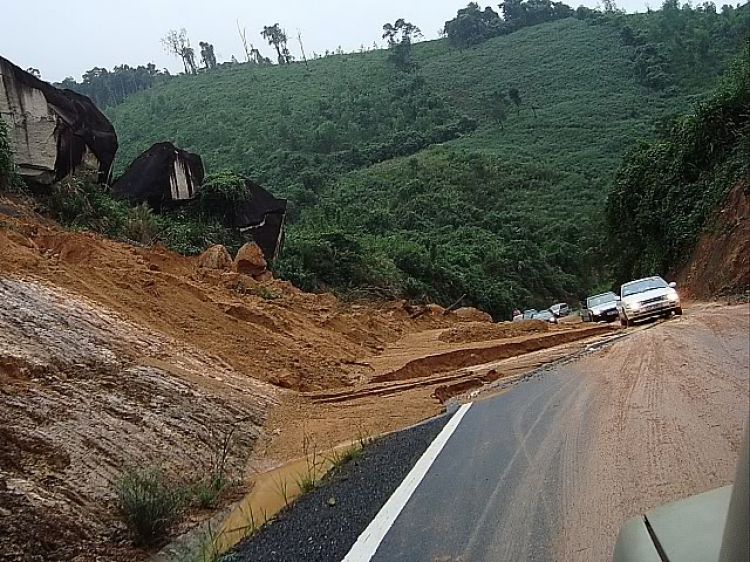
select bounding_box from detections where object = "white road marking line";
[342,403,473,562]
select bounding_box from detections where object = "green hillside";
[107,6,748,317]
[607,42,750,283]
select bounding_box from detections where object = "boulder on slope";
[233,242,268,276]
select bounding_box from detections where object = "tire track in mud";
[553,306,749,562]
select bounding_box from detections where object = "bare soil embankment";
[676,180,750,298]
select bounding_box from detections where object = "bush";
[45,173,130,238]
[193,474,229,510]
[0,119,17,191]
[160,210,244,256]
[194,171,250,221]
[113,467,186,545]
[126,204,163,245]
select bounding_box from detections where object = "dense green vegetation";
[607,41,750,283]
[0,119,16,190]
[42,172,245,255]
[98,5,748,316]
[443,1,748,95]
[58,64,172,109]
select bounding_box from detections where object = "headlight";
[668,292,679,302]
[626,302,641,311]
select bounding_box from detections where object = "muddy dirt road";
[358,304,749,562]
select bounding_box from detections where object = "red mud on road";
[554,304,749,560]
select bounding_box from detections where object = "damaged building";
[113,142,287,261]
[111,142,204,208]
[0,56,118,185]
[235,179,288,262]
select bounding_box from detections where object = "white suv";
[618,276,682,327]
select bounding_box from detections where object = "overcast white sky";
[2,0,653,82]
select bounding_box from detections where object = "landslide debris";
[0,201,467,560]
[439,320,550,344]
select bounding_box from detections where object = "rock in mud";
[111,142,204,208]
[197,244,232,271]
[0,56,118,185]
[233,242,267,276]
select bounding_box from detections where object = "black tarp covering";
[111,142,204,209]
[112,142,285,261]
[0,55,118,183]
[236,180,287,262]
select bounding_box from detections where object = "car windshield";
[587,293,616,307]
[534,310,552,318]
[621,278,668,297]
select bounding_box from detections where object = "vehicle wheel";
[675,307,683,316]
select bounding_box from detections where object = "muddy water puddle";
[208,440,363,557]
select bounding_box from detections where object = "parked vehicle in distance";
[618,276,682,328]
[581,292,619,323]
[513,309,538,322]
[550,303,570,317]
[532,309,558,324]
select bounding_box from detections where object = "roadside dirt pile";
[676,179,750,298]
[439,320,549,344]
[453,307,493,323]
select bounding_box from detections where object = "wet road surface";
[363,304,749,562]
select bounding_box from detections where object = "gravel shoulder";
[223,415,450,562]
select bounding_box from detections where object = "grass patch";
[326,445,362,472]
[113,467,187,545]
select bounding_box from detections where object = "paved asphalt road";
[372,363,586,562]
[364,305,749,562]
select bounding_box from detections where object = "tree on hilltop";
[199,42,217,70]
[262,24,293,64]
[162,29,198,75]
[382,19,422,71]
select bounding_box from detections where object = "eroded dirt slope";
[676,179,750,298]
[0,203,470,561]
[0,279,278,561]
